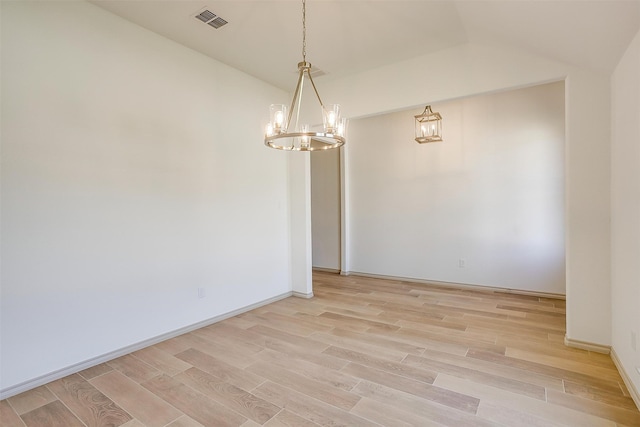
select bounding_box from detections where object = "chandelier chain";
[302,0,306,62]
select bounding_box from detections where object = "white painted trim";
[610,348,640,411]
[0,291,292,400]
[339,145,348,274]
[292,291,314,299]
[564,336,611,354]
[343,271,566,300]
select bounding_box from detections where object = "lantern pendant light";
[414,105,443,143]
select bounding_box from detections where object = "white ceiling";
[90,0,640,92]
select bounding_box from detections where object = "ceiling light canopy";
[264,0,346,151]
[414,105,443,143]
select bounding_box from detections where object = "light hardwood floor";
[2,272,639,426]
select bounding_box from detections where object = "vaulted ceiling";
[91,0,640,91]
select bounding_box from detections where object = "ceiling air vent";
[195,9,228,29]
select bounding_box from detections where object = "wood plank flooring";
[2,271,639,426]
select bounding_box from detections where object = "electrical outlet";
[636,366,640,375]
[632,331,637,351]
[198,287,205,299]
[458,259,466,268]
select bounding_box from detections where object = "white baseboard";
[342,271,566,300]
[292,290,314,299]
[564,336,611,354]
[0,291,292,400]
[610,348,640,411]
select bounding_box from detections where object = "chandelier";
[264,0,346,151]
[414,105,443,143]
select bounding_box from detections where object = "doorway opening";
[310,148,342,273]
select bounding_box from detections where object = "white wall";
[311,149,341,271]
[346,83,565,293]
[288,153,313,298]
[562,70,613,346]
[322,43,612,347]
[0,1,291,394]
[611,28,640,399]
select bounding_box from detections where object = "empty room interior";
[1,0,640,426]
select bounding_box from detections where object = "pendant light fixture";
[414,105,443,143]
[264,0,346,151]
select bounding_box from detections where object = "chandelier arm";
[306,69,325,109]
[292,72,305,131]
[286,67,306,132]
